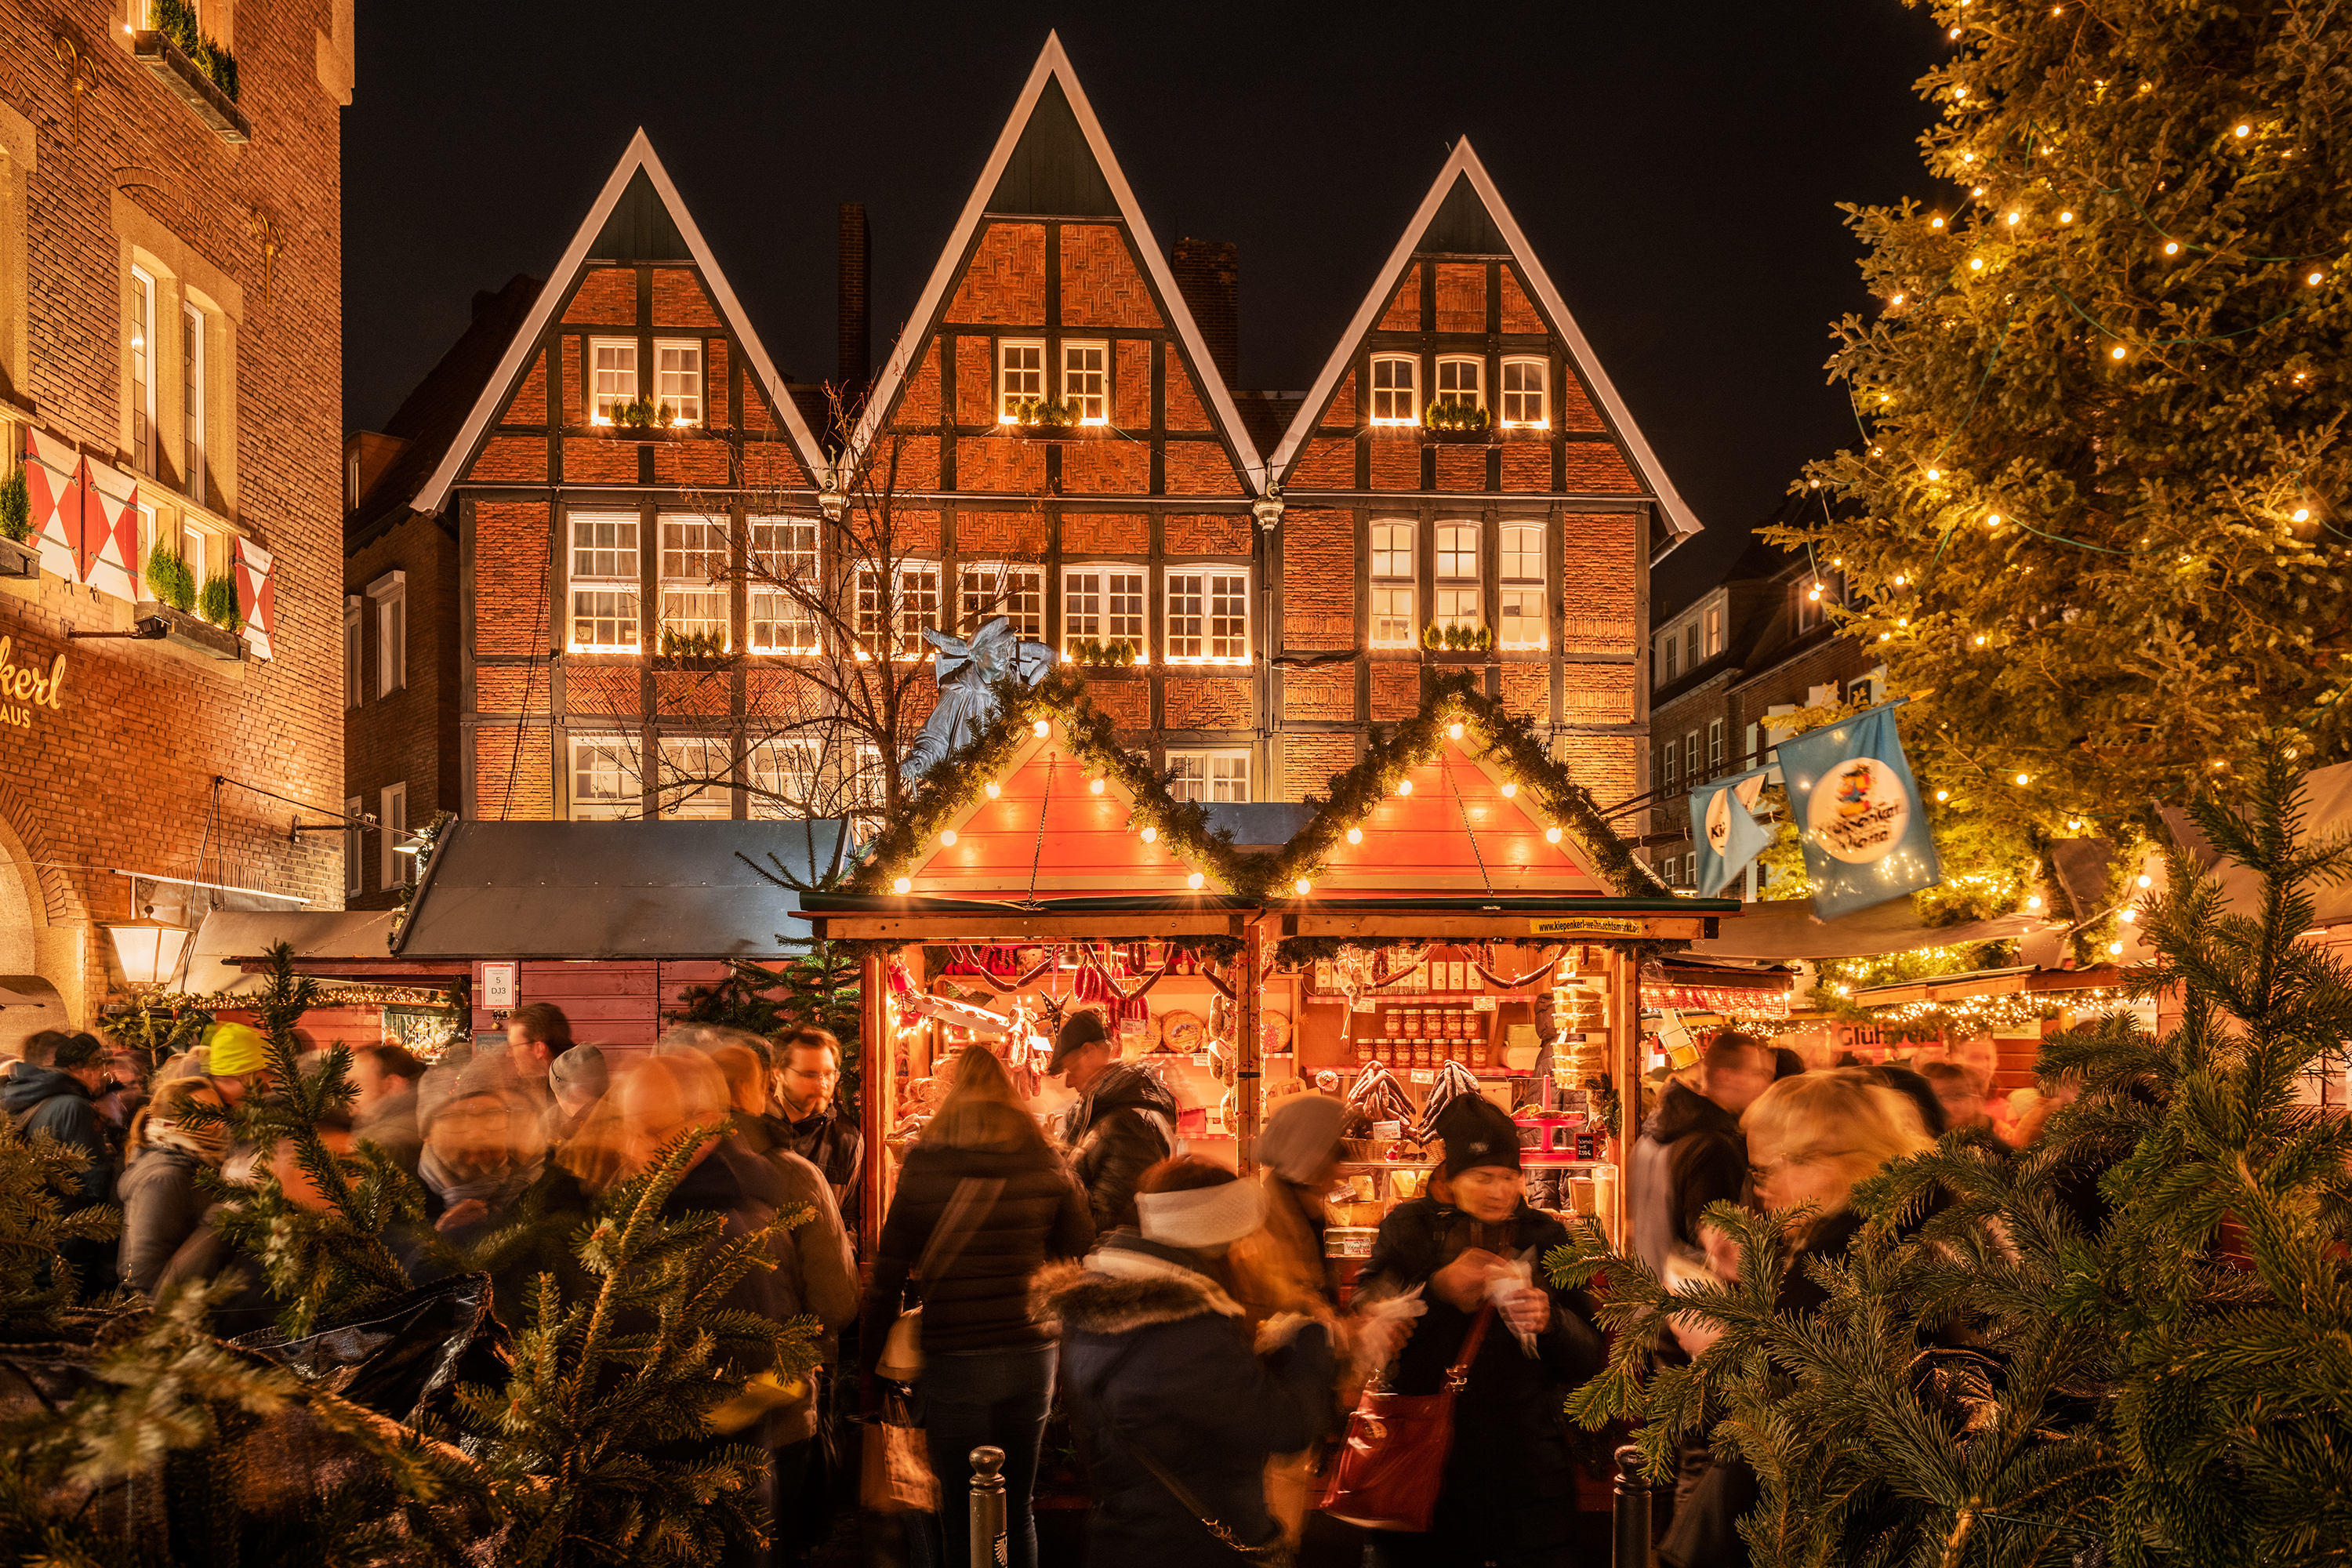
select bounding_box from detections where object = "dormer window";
[1063,340,1109,424]
[589,339,637,423]
[998,339,1045,422]
[655,340,702,426]
[1500,358,1549,427]
[1369,354,1417,425]
[1435,356,1483,411]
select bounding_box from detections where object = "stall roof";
[185,911,407,994]
[1682,897,2043,962]
[1849,963,2125,1007]
[394,818,843,960]
[2160,759,2352,929]
[800,889,1252,942]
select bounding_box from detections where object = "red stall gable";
[1310,735,1604,897]
[900,724,1214,897]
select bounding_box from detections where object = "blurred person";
[118,1076,230,1296]
[411,1054,547,1240]
[861,1046,1091,1568]
[1054,1011,1178,1234]
[1661,1072,1933,1568]
[151,1120,361,1338]
[771,1026,862,1232]
[1230,1092,1345,1323]
[1920,1060,2009,1152]
[5,1030,120,1297]
[1772,1044,1807,1080]
[621,1051,856,1567]
[546,1041,609,1144]
[1041,1156,1334,1568]
[503,1002,576,1134]
[201,1023,277,1108]
[350,1043,426,1174]
[1629,1030,1776,1281]
[1951,1032,2002,1098]
[1352,1094,1607,1568]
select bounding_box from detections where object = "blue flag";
[1776,701,1942,920]
[1689,771,1770,896]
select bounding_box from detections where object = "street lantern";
[105,920,190,989]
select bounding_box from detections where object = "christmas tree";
[1555,747,2352,1566]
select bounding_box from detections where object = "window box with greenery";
[588,396,690,434]
[1067,637,1140,670]
[136,543,241,659]
[1000,397,1105,439]
[1420,622,1494,655]
[1421,402,1494,444]
[654,626,735,672]
[0,466,35,580]
[132,0,249,144]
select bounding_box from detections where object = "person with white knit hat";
[1036,1155,1335,1566]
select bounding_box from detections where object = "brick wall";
[347,514,460,908]
[1283,735,1358,801]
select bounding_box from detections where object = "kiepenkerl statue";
[902,615,1055,779]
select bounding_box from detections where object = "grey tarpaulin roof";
[183,911,403,994]
[2160,758,2352,927]
[394,819,844,960]
[1683,897,2044,963]
[1203,803,1316,851]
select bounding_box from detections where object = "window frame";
[366,570,405,698]
[1163,564,1249,665]
[1660,626,1680,684]
[1166,749,1250,804]
[746,516,819,655]
[1433,355,1484,410]
[1367,354,1418,426]
[997,338,1046,421]
[1062,339,1109,424]
[1497,523,1545,650]
[1662,739,1680,790]
[652,338,702,426]
[656,734,733,820]
[1370,519,1415,648]
[1498,357,1550,428]
[587,337,639,423]
[181,302,205,505]
[958,561,1045,642]
[379,782,408,891]
[568,733,644,822]
[657,512,731,653]
[343,595,362,708]
[746,738,819,819]
[567,511,642,653]
[1708,720,1724,772]
[345,795,364,898]
[129,265,157,477]
[1432,523,1480,634]
[855,561,940,659]
[1684,731,1701,782]
[1062,563,1146,659]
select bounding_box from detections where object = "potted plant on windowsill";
[132,0,249,143]
[135,543,242,659]
[1421,401,1494,445]
[591,396,687,436]
[655,626,735,672]
[1420,622,1494,659]
[1002,397,1098,439]
[0,465,37,579]
[1067,637,1141,670]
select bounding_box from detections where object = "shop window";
[1368,354,1417,425]
[657,735,731,819]
[998,339,1045,421]
[1499,358,1548,427]
[1166,569,1247,663]
[343,596,361,708]
[748,517,818,653]
[569,513,641,652]
[959,564,1044,641]
[659,514,730,652]
[1062,340,1108,423]
[129,266,157,477]
[1168,750,1249,802]
[1064,566,1144,658]
[748,739,818,818]
[570,735,643,820]
[379,782,408,891]
[855,563,938,659]
[344,795,363,896]
[366,570,405,697]
[654,339,702,425]
[1498,523,1544,649]
[1434,356,1483,410]
[181,303,205,505]
[588,339,637,423]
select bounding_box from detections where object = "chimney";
[1170,238,1238,387]
[837,203,872,397]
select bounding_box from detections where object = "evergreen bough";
[1552,746,2352,1566]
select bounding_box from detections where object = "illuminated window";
[367,570,406,696]
[748,739,818,818]
[1499,358,1548,427]
[568,513,641,651]
[380,783,410,890]
[1167,570,1247,662]
[1498,523,1544,649]
[1704,604,1724,656]
[1065,566,1144,657]
[570,735,642,821]
[1436,523,1478,583]
[1435,356,1483,409]
[1370,586,1415,647]
[1369,354,1417,424]
[1168,750,1249,803]
[129,267,156,477]
[182,304,205,504]
[658,735,732,819]
[856,563,938,658]
[344,795,363,897]
[588,339,637,422]
[960,564,1044,641]
[659,514,729,650]
[1370,521,1414,648]
[998,339,1045,420]
[748,517,818,652]
[1433,586,1481,632]
[1371,521,1414,579]
[654,340,702,425]
[1062,340,1108,423]
[851,745,887,840]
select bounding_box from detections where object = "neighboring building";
[1644,504,1878,891]
[372,37,1697,829]
[0,2,352,1040]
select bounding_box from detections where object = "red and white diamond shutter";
[20,426,89,585]
[82,460,140,601]
[234,536,274,659]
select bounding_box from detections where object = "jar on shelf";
[1403,1009,1422,1037]
[1384,1011,1402,1038]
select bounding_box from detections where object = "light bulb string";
[1444,753,1496,896]
[2047,279,2300,350]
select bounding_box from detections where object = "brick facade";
[0,0,350,1037]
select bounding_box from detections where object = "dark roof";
[988,75,1118,216]
[348,274,543,547]
[394,818,845,960]
[1203,801,1314,849]
[590,167,693,262]
[1419,172,1508,256]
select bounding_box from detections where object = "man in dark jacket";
[771,1027,863,1243]
[1054,1013,1178,1234]
[5,1031,118,1298]
[1628,1029,1775,1280]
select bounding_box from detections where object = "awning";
[1683,897,2043,962]
[184,910,408,993]
[1849,963,2125,1007]
[395,818,844,960]
[2161,759,2352,929]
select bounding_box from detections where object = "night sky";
[343,2,1945,602]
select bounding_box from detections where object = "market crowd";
[0,1002,2042,1568]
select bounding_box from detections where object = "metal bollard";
[968,1444,1008,1568]
[1613,1443,1652,1568]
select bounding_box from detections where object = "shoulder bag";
[875,1174,1002,1385]
[1317,1302,1492,1533]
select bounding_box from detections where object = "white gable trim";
[847,34,1265,488]
[1265,140,1701,543]
[411,129,826,517]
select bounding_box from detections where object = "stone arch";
[0,791,88,1044]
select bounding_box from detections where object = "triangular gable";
[898,724,1214,897]
[848,34,1265,485]
[411,129,826,515]
[1265,140,1701,542]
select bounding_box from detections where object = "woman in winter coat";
[1230,1093,1345,1325]
[1350,1094,1609,1568]
[1659,1070,1933,1568]
[861,1046,1094,1568]
[1041,1155,1336,1567]
[117,1077,230,1297]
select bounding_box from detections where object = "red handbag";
[1318,1305,1493,1533]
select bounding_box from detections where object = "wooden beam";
[227,958,466,979]
[1283,913,1714,941]
[810,913,1246,942]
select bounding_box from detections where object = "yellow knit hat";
[205,1022,271,1078]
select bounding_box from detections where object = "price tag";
[1409,1069,1436,1085]
[1472,995,1497,1012]
[1371,1120,1403,1139]
[1352,1000,1377,1013]
[1192,1052,1214,1068]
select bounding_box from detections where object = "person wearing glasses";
[771,1027,863,1243]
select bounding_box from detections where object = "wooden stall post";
[861,951,890,1251]
[1610,946,1642,1250]
[1236,914,1265,1173]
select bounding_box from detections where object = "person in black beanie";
[1052,1009,1178,1234]
[1348,1094,1607,1568]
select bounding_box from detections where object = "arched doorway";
[0,808,85,1051]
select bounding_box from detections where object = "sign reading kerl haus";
[0,637,68,729]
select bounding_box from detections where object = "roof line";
[846,34,1266,487]
[1264,139,1702,543]
[409,129,828,517]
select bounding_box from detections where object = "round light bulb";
[2027,895,2043,909]
[1448,721,1465,739]
[1932,216,1946,228]
[1987,514,2002,527]
[2163,241,2179,255]
[1186,872,1205,891]
[1089,777,1105,795]
[1926,469,1941,480]
[1345,826,1363,844]
[1294,878,1312,896]
[1501,782,1517,798]
[2294,508,2312,522]
[2060,211,2074,223]
[2111,346,2128,359]
[2067,818,2082,829]
[1974,634,1987,645]
[892,877,912,895]
[2108,941,2125,956]
[2137,873,2153,888]
[985,782,1001,799]
[2119,909,2137,923]
[2311,271,2327,285]
[1397,779,1413,796]
[1141,826,1157,843]
[2236,124,2251,137]
[1970,257,1985,270]
[2014,773,2031,786]
[1033,720,1050,737]
[940,829,957,847]
[1934,789,1948,801]
[2006,211,2020,225]
[1544,826,1563,844]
